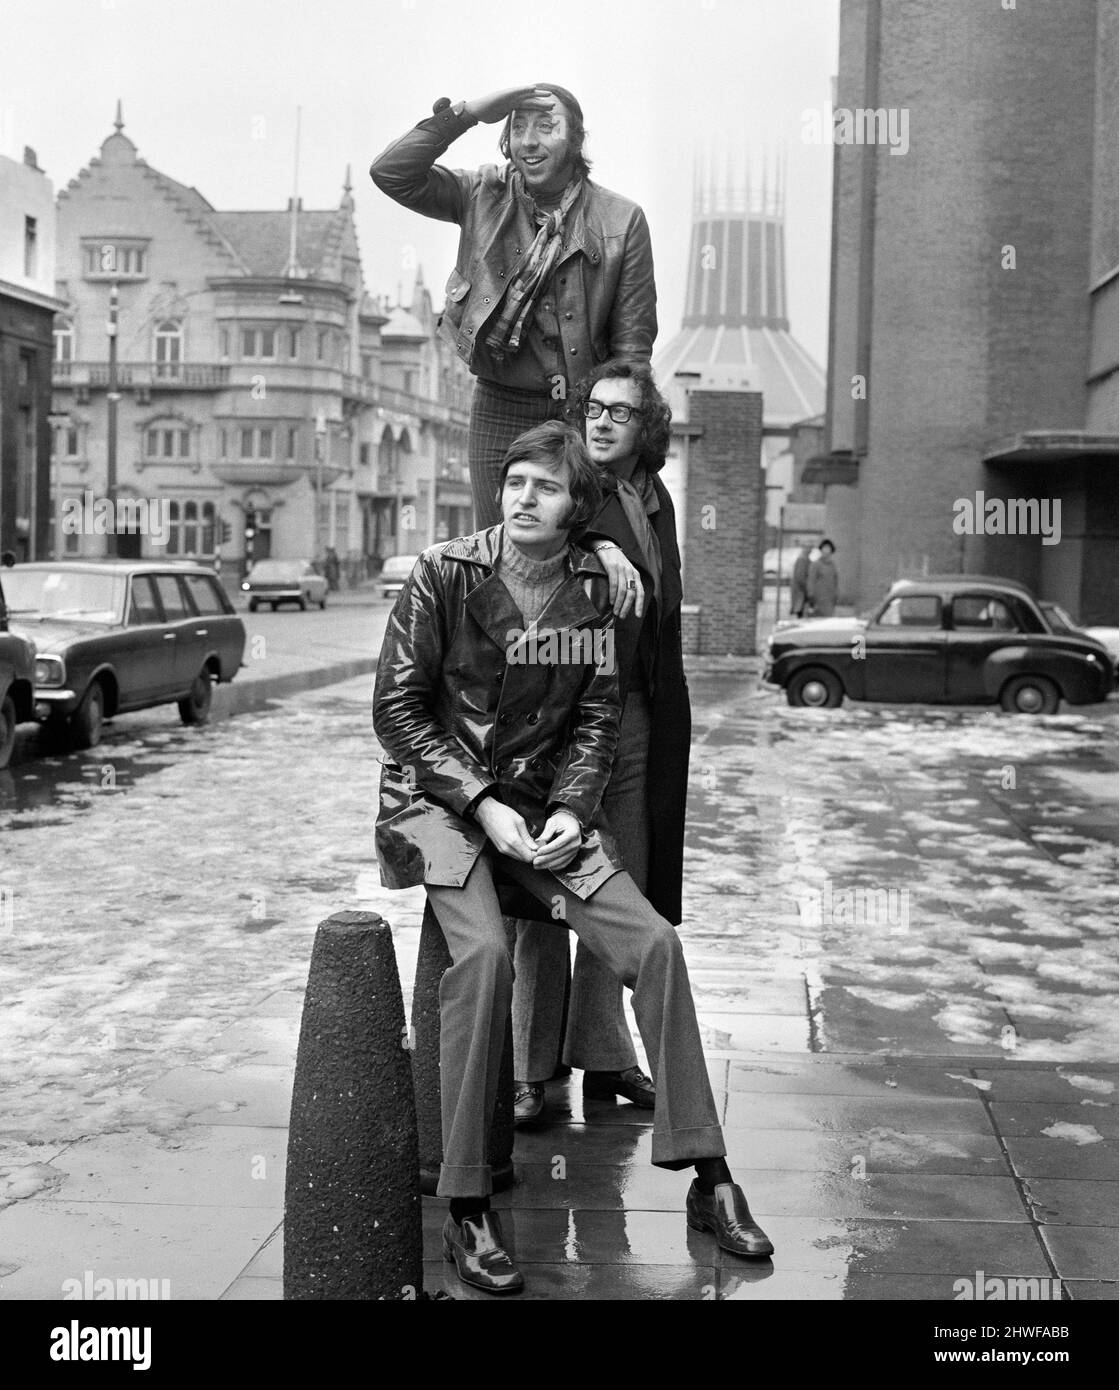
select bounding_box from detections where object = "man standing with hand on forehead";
[369,83,657,615]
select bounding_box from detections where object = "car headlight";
[34,655,65,687]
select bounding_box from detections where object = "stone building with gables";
[51,108,472,577]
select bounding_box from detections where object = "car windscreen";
[2,569,125,623]
[1040,602,1077,635]
[383,557,418,577]
[249,562,301,581]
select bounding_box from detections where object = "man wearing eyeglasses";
[369,84,656,623]
[513,361,698,1136]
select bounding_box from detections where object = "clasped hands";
[474,797,582,872]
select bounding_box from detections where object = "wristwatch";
[432,97,478,127]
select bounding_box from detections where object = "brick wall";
[832,0,1099,606]
[682,389,764,655]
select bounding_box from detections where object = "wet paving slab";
[4,672,1119,1298]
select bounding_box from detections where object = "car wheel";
[178,667,214,726]
[269,602,277,612]
[786,666,844,708]
[319,594,327,609]
[0,695,16,770]
[1000,674,1059,715]
[298,596,307,611]
[248,600,258,613]
[72,680,106,749]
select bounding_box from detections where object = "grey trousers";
[426,851,725,1197]
[513,691,651,1080]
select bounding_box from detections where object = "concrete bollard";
[284,910,423,1300]
[412,899,515,1196]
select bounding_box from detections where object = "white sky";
[1,0,840,363]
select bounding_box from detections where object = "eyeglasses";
[584,400,641,424]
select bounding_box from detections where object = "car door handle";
[163,633,176,641]
[195,628,208,636]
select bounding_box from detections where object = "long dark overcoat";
[583,472,690,925]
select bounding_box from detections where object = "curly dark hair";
[499,83,592,182]
[496,420,603,534]
[567,360,673,474]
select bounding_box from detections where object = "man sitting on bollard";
[372,419,774,1297]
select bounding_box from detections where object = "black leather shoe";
[583,1066,656,1108]
[442,1211,524,1294]
[686,1181,775,1258]
[513,1081,546,1126]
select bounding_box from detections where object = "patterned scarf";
[484,172,584,360]
[614,468,663,632]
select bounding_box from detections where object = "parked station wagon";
[5,561,246,748]
[0,574,36,769]
[764,576,1114,714]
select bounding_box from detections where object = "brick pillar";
[683,390,765,655]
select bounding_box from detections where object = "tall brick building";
[50,110,471,575]
[815,0,1119,621]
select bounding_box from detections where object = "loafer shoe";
[513,1081,546,1126]
[686,1180,775,1258]
[442,1211,524,1295]
[583,1065,656,1108]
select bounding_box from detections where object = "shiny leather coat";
[369,105,658,377]
[372,526,624,902]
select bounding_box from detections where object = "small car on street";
[378,554,419,600]
[0,573,36,769]
[4,561,246,748]
[764,575,1114,713]
[241,559,328,612]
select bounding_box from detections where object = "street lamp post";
[105,281,120,558]
[314,410,326,561]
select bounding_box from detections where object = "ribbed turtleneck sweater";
[498,527,568,625]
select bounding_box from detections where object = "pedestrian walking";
[807,538,839,617]
[323,546,341,592]
[790,544,812,617]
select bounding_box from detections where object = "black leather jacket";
[369,104,658,381]
[372,526,624,899]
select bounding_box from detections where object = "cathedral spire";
[114,99,124,135]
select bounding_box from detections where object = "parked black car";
[5,561,246,748]
[764,576,1114,713]
[0,574,36,769]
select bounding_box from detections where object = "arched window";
[154,320,183,380]
[200,502,215,555]
[54,321,74,365]
[182,500,199,554]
